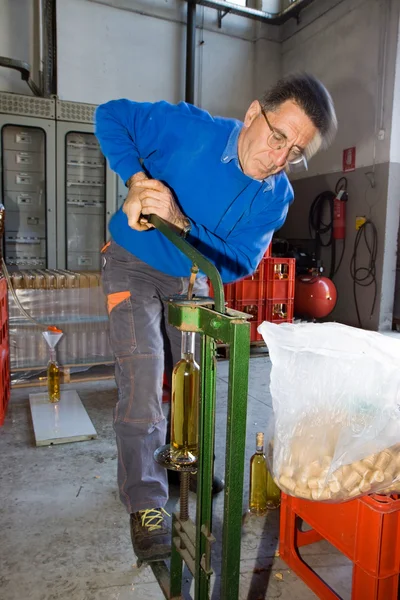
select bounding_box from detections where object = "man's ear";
[244,100,261,127]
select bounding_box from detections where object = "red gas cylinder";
[294,274,337,319]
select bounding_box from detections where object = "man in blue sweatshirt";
[95,73,337,563]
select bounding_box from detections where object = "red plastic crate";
[0,346,10,423]
[252,259,266,281]
[236,300,264,342]
[0,278,10,426]
[248,320,264,342]
[0,288,7,325]
[235,277,265,304]
[229,256,266,305]
[265,299,294,323]
[208,282,235,309]
[265,257,295,300]
[162,373,170,404]
[280,492,400,600]
[224,283,235,307]
[264,244,272,259]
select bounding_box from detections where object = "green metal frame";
[149,215,225,313]
[148,215,250,600]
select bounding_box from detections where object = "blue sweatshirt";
[95,100,294,283]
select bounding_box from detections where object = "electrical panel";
[56,101,116,271]
[65,131,106,270]
[0,92,117,271]
[1,125,47,268]
[0,94,57,270]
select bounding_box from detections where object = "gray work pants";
[101,240,208,513]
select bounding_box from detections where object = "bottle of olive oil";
[265,464,281,510]
[170,331,199,465]
[42,326,63,404]
[249,432,268,515]
[47,348,60,403]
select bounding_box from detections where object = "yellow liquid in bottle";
[48,361,60,403]
[266,468,281,510]
[170,356,199,465]
[249,452,268,515]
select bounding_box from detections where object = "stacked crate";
[264,257,295,327]
[0,278,10,425]
[234,257,266,342]
[209,246,296,343]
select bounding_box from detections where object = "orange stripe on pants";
[107,291,131,314]
[101,241,111,253]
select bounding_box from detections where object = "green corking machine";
[148,214,251,600]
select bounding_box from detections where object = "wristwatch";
[180,217,192,239]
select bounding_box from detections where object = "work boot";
[130,508,171,563]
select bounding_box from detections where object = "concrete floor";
[0,356,352,600]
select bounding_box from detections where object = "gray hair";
[260,73,337,152]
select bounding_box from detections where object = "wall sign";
[343,147,356,172]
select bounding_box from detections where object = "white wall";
[196,29,255,118]
[0,0,35,94]
[57,0,186,105]
[279,0,400,330]
[0,0,281,118]
[281,0,400,179]
[55,0,280,119]
[254,36,281,100]
[390,11,400,164]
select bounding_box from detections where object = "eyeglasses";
[260,107,308,170]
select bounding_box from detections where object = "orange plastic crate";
[265,299,294,323]
[280,492,400,600]
[265,257,295,300]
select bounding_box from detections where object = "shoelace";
[139,508,170,532]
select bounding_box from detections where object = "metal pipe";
[38,0,44,94]
[189,0,316,25]
[42,0,57,97]
[0,57,42,96]
[185,0,196,104]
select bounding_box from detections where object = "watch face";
[181,219,191,238]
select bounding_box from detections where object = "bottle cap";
[256,432,264,448]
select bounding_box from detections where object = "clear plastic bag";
[258,321,400,502]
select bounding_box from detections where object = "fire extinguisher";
[333,177,348,241]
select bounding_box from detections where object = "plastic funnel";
[42,325,63,349]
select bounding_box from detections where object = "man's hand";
[134,179,186,231]
[122,172,151,231]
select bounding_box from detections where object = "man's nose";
[273,148,290,167]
